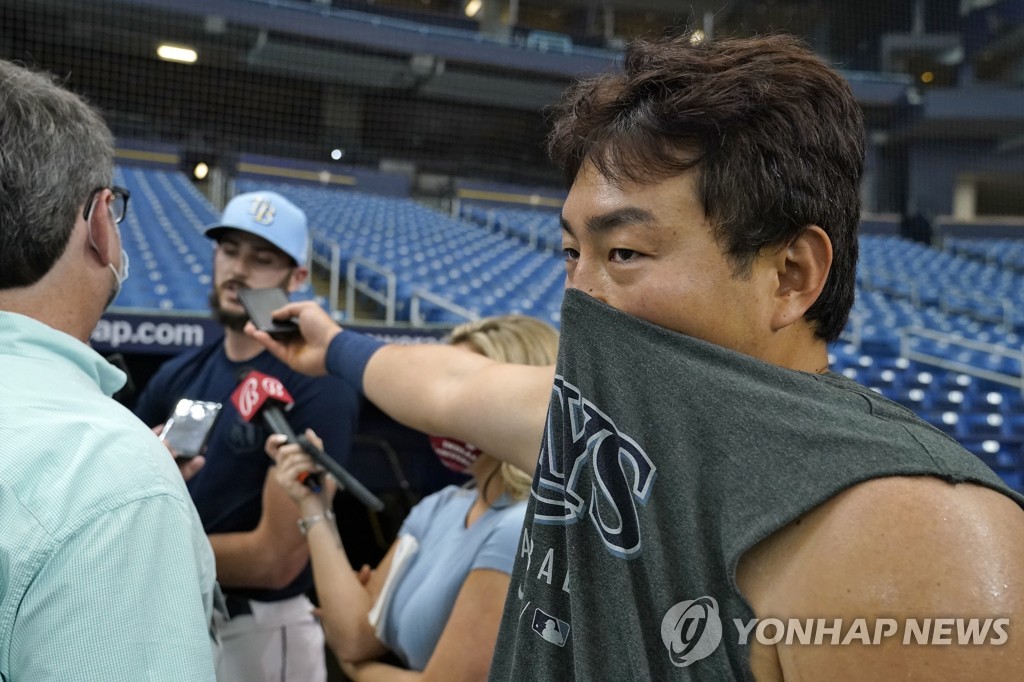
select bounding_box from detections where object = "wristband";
[297,508,336,536]
[326,331,386,392]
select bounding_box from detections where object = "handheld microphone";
[231,370,384,512]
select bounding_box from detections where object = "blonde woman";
[267,315,558,681]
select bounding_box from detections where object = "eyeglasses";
[82,185,131,224]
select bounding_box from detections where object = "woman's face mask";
[428,435,483,473]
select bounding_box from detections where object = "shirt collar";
[0,311,127,396]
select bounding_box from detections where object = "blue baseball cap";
[204,191,308,267]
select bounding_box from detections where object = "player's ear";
[769,225,831,331]
[288,267,309,292]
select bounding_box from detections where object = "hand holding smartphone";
[238,287,299,340]
[159,399,223,460]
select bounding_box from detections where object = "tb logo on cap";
[249,197,276,225]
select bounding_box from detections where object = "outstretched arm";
[360,343,551,474]
[269,433,390,663]
[246,301,551,474]
[208,470,309,589]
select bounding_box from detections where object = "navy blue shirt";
[134,339,361,602]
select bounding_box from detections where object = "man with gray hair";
[0,60,217,679]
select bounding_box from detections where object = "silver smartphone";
[159,398,223,459]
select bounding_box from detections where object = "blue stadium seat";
[111,165,217,312]
[235,179,566,326]
[957,412,1005,441]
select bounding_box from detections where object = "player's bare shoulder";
[773,476,1023,609]
[740,475,1024,680]
[821,476,1023,586]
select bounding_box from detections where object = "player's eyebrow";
[560,206,657,237]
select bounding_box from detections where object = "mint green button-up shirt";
[0,312,217,681]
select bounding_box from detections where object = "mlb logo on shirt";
[532,608,570,647]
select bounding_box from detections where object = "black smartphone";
[237,287,299,339]
[159,399,223,460]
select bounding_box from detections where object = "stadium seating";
[460,204,562,252]
[947,237,1024,273]
[111,166,326,313]
[112,166,217,311]
[235,179,566,325]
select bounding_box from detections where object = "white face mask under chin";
[108,249,130,300]
[88,227,130,308]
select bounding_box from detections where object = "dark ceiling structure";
[2,0,1018,190]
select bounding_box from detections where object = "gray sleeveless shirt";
[489,289,1023,680]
